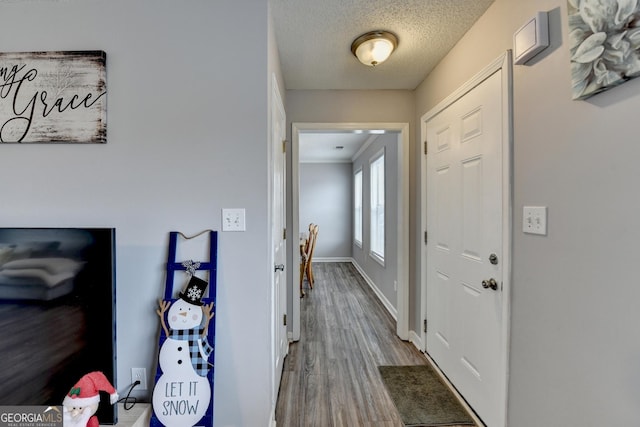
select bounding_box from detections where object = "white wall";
[1,1,276,426]
[299,162,352,258]
[351,134,399,308]
[415,0,640,424]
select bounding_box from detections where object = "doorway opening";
[290,122,409,342]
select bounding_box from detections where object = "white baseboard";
[350,259,397,320]
[313,257,352,263]
[409,329,423,351]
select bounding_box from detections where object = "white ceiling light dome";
[351,30,398,67]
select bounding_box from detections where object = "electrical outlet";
[131,368,147,390]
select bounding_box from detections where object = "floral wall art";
[569,0,640,100]
[0,51,106,143]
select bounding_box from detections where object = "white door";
[271,75,287,405]
[425,63,508,427]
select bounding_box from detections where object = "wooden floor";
[275,262,476,427]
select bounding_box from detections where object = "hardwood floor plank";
[303,373,331,427]
[327,359,364,427]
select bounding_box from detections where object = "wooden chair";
[304,224,319,288]
[299,223,319,297]
[299,232,310,297]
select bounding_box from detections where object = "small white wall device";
[513,11,549,65]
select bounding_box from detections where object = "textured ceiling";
[271,0,495,90]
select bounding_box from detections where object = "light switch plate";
[222,208,246,232]
[523,206,547,235]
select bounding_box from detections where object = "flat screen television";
[0,228,117,424]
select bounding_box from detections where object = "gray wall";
[351,134,399,308]
[299,162,352,259]
[1,1,278,426]
[415,0,640,425]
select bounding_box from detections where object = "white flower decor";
[568,0,640,99]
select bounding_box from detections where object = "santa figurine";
[62,371,119,427]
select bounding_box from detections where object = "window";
[370,151,385,262]
[354,169,363,246]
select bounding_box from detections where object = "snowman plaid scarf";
[168,328,214,377]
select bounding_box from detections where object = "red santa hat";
[63,371,119,408]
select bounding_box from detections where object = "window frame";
[369,148,385,265]
[354,167,363,247]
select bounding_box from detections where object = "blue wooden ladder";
[150,230,217,427]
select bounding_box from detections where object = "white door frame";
[290,122,410,341]
[420,51,513,426]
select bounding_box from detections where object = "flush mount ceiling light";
[351,30,398,67]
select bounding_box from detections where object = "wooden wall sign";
[0,51,106,143]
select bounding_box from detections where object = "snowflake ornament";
[187,287,202,302]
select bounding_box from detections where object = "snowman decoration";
[152,275,215,427]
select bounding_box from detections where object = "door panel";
[271,76,287,407]
[426,68,504,426]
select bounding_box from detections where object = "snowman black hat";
[179,275,208,306]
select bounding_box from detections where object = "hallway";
[275,262,427,426]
